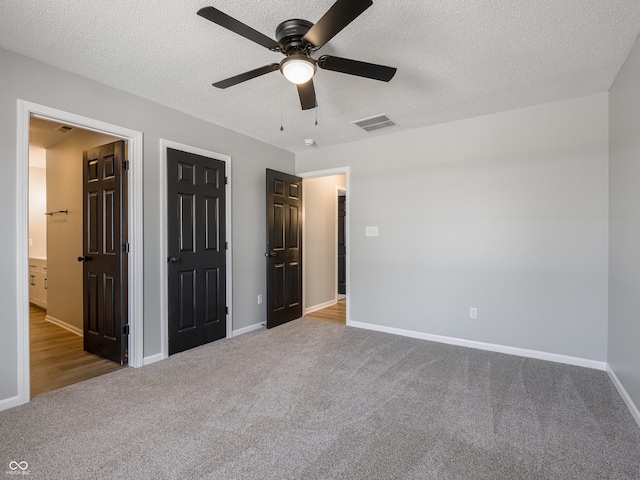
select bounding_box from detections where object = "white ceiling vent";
[352,114,397,132]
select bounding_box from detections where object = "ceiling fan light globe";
[281,57,316,84]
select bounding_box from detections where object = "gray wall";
[609,34,640,411]
[0,48,294,402]
[297,94,609,361]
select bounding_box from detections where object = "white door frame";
[298,167,351,325]
[16,100,144,406]
[158,140,233,361]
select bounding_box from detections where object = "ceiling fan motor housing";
[276,19,314,54]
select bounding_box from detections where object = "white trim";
[143,353,164,366]
[607,364,640,429]
[29,299,47,309]
[0,396,22,412]
[297,167,351,326]
[129,130,144,369]
[232,322,265,337]
[299,167,351,178]
[348,320,608,371]
[159,140,233,360]
[16,100,144,407]
[45,315,83,337]
[305,299,337,315]
[16,104,30,406]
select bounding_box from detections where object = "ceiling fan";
[197,0,397,110]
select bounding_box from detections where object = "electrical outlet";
[470,307,477,319]
[365,226,379,237]
[257,295,263,305]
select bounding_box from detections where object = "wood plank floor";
[304,299,346,324]
[30,305,124,397]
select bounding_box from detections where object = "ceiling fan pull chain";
[280,83,284,131]
[315,106,318,126]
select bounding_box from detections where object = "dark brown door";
[266,169,303,328]
[338,194,346,295]
[82,140,127,365]
[167,148,226,355]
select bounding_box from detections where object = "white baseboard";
[145,322,265,364]
[45,315,83,337]
[30,299,47,309]
[0,395,22,412]
[606,364,640,429]
[233,322,264,337]
[305,299,337,315]
[347,320,607,371]
[143,353,165,366]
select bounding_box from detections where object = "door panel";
[288,262,300,305]
[104,190,116,253]
[179,194,195,252]
[103,275,115,339]
[82,140,127,364]
[266,169,303,328]
[205,268,220,323]
[273,204,285,249]
[88,193,99,252]
[288,205,300,247]
[167,148,227,355]
[178,270,196,331]
[205,196,219,250]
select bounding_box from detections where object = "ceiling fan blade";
[318,55,397,82]
[198,7,281,51]
[297,79,317,110]
[302,0,373,49]
[213,64,280,89]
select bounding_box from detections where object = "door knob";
[77,256,91,262]
[265,251,276,257]
[168,256,181,263]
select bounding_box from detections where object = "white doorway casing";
[298,167,351,325]
[158,139,233,362]
[16,100,144,406]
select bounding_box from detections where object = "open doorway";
[28,118,125,396]
[299,168,350,325]
[16,100,144,407]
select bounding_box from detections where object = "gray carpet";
[1,318,639,479]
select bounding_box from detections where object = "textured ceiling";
[2,0,640,153]
[29,117,78,149]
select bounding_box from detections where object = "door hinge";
[123,160,130,171]
[122,324,130,335]
[224,176,228,185]
[225,241,228,250]
[123,242,130,253]
[225,307,229,315]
